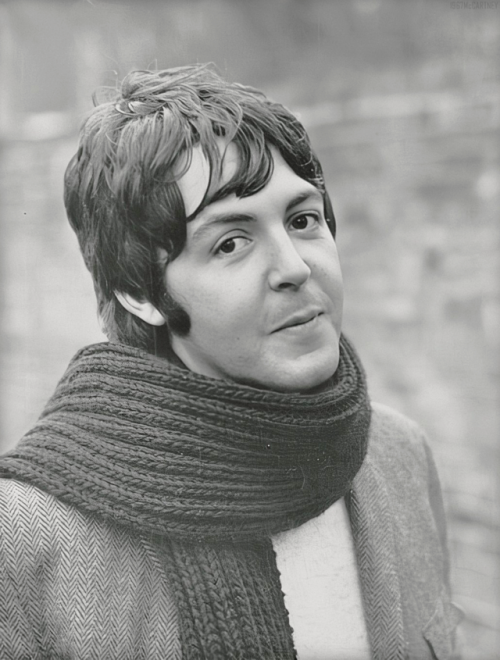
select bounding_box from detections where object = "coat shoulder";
[0,478,181,659]
[370,401,428,447]
[0,478,93,553]
[367,402,431,479]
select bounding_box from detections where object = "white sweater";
[273,498,371,659]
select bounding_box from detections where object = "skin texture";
[163,145,344,392]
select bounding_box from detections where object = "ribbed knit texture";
[0,334,371,660]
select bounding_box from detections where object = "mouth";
[274,310,324,333]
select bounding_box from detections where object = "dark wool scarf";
[0,334,371,660]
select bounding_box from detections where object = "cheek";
[171,269,252,340]
[329,261,344,300]
[315,243,343,291]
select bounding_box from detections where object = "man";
[0,65,461,659]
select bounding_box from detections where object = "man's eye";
[216,236,248,255]
[289,212,319,230]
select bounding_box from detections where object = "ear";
[115,292,166,327]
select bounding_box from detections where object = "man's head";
[64,64,342,391]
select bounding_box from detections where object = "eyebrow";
[191,213,256,243]
[285,189,324,212]
[191,188,324,243]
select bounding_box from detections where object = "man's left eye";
[289,213,319,230]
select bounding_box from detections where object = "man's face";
[165,144,343,392]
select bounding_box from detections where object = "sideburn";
[159,289,191,337]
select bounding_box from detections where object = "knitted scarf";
[0,334,371,659]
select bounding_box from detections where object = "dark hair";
[64,64,334,353]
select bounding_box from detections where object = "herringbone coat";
[0,403,462,659]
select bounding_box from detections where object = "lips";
[273,309,323,332]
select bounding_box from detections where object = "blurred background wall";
[0,0,498,657]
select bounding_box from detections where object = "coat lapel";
[346,457,407,660]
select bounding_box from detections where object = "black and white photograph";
[0,1,498,658]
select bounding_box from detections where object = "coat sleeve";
[366,403,464,660]
[423,441,451,591]
[422,440,465,659]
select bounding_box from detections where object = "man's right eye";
[215,236,249,255]
[218,238,237,254]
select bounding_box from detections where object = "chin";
[276,368,338,393]
[260,350,340,394]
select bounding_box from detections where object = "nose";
[267,233,311,291]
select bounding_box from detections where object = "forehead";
[176,141,239,217]
[176,142,322,225]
